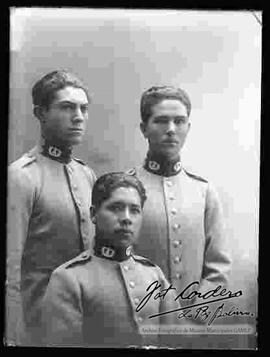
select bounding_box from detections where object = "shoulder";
[8,149,41,186]
[183,168,208,183]
[9,150,38,172]
[73,157,96,180]
[132,254,157,267]
[60,250,93,270]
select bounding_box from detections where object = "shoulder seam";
[183,168,208,183]
[132,255,156,267]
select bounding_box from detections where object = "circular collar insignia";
[173,161,182,172]
[101,246,115,258]
[48,146,62,158]
[148,160,160,171]
[126,246,132,256]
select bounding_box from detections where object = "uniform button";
[81,252,88,259]
[77,200,81,206]
[137,317,143,323]
[171,208,177,215]
[73,184,77,190]
[129,281,135,288]
[166,181,172,187]
[174,256,180,264]
[134,297,140,305]
[82,234,88,241]
[123,265,129,271]
[81,216,86,222]
[173,240,180,248]
[173,223,181,231]
[176,272,182,279]
[68,167,73,174]
[169,196,175,201]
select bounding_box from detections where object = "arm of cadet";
[40,268,83,347]
[5,165,35,345]
[199,182,232,295]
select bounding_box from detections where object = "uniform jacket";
[41,251,181,348]
[130,166,231,308]
[6,144,96,344]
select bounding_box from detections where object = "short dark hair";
[140,85,191,124]
[92,172,147,209]
[32,69,90,109]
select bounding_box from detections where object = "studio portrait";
[6,8,261,350]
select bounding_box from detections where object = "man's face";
[140,99,190,158]
[40,86,89,146]
[91,186,143,248]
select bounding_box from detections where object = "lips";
[163,140,179,144]
[69,128,83,132]
[115,228,133,235]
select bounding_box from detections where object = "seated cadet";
[41,172,181,348]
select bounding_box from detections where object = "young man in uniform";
[127,86,231,319]
[6,70,96,345]
[41,172,181,347]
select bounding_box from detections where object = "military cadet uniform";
[6,139,96,345]
[41,243,181,348]
[127,153,231,311]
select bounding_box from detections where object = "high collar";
[39,137,73,164]
[93,236,133,262]
[143,151,182,177]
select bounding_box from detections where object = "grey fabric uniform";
[130,165,231,308]
[41,251,181,347]
[6,144,96,344]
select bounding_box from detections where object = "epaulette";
[132,255,157,267]
[184,168,208,183]
[73,157,86,165]
[13,153,37,169]
[64,250,92,269]
[125,167,137,176]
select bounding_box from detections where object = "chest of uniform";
[33,160,91,219]
[80,262,161,327]
[141,172,206,227]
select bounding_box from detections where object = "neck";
[40,136,73,163]
[148,150,180,162]
[93,235,133,262]
[144,151,182,177]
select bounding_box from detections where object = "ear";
[90,206,97,224]
[33,105,46,123]
[140,122,148,139]
[187,121,191,133]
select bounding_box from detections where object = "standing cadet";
[41,172,181,348]
[127,85,231,315]
[6,70,96,345]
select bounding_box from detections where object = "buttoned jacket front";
[41,251,181,348]
[132,166,231,307]
[6,145,96,343]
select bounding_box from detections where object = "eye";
[174,117,186,125]
[154,117,168,124]
[109,204,122,212]
[81,105,89,113]
[60,103,74,110]
[131,207,142,214]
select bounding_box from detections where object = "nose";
[120,208,132,226]
[72,107,84,123]
[166,121,176,134]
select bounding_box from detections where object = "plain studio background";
[9,8,260,348]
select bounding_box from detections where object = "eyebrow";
[57,100,89,105]
[108,201,141,207]
[154,115,187,119]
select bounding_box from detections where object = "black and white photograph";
[6,8,261,349]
